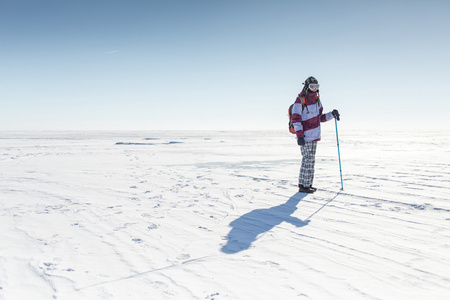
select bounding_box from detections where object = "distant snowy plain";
[1,127,449,300]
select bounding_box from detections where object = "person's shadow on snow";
[221,194,309,254]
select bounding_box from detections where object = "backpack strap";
[300,96,311,113]
[299,96,307,112]
[303,91,321,111]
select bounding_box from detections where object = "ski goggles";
[308,83,320,90]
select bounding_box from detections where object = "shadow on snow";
[221,193,309,254]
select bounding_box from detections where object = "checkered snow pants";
[299,141,317,187]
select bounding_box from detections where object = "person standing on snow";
[291,76,340,193]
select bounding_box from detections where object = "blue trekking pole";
[335,118,344,190]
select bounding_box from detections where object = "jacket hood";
[299,85,307,97]
[299,86,318,98]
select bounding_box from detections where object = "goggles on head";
[308,83,320,90]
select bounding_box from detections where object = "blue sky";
[1,0,449,130]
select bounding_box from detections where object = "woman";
[291,76,340,193]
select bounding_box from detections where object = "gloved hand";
[297,137,305,146]
[332,109,340,121]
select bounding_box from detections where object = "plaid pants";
[299,141,317,187]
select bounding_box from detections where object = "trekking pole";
[335,118,344,190]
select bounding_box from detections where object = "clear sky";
[1,0,449,130]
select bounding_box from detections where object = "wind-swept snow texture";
[1,129,449,300]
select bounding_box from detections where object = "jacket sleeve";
[291,103,304,138]
[320,110,334,123]
[319,103,334,123]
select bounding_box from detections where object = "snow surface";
[1,128,449,300]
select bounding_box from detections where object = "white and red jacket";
[291,87,334,141]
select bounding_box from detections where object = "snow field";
[0,128,449,299]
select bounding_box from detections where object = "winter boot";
[298,185,315,193]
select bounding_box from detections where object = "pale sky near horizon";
[1,0,449,130]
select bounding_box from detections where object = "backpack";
[288,96,306,134]
[288,104,296,134]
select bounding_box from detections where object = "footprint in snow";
[176,253,190,260]
[147,224,158,230]
[206,292,220,300]
[42,262,55,271]
[198,226,212,232]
